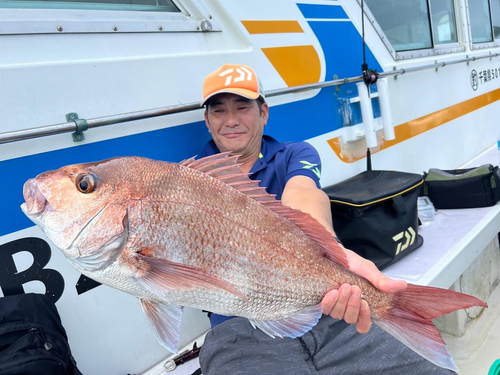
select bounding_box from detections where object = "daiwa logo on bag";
[392,227,416,255]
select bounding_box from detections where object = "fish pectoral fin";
[249,303,323,339]
[140,299,182,354]
[135,253,248,302]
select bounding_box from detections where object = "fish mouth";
[21,178,49,217]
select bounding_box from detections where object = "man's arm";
[281,175,335,235]
[281,175,407,334]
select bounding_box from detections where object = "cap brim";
[201,88,260,106]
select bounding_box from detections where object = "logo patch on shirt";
[299,161,320,179]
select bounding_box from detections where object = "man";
[198,64,455,374]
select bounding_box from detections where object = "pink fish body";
[21,153,486,371]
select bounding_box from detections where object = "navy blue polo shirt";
[200,135,322,328]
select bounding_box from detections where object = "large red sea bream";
[21,153,486,371]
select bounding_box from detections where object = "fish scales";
[128,162,350,318]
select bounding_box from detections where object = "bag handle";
[391,195,407,216]
[421,171,428,196]
[492,166,500,203]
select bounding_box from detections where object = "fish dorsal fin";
[179,156,197,166]
[182,153,349,269]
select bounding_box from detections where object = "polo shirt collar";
[201,139,220,156]
[249,135,285,175]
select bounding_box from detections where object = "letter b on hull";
[0,237,64,304]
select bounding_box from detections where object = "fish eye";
[75,174,96,194]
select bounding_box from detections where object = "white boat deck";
[145,145,500,375]
[383,146,500,374]
[384,145,500,290]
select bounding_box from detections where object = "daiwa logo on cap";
[219,66,253,86]
[202,63,265,106]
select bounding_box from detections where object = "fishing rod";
[360,0,378,171]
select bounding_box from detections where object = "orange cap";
[201,64,265,106]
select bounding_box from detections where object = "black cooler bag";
[322,170,424,270]
[421,164,500,209]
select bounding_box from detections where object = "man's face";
[205,93,269,157]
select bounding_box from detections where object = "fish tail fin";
[374,284,487,371]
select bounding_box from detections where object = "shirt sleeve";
[283,142,322,188]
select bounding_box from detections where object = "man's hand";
[322,249,407,334]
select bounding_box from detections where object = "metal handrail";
[1,52,498,145]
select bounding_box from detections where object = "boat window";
[365,0,433,52]
[492,0,500,39]
[0,0,179,12]
[469,0,494,43]
[430,0,458,44]
[0,0,217,35]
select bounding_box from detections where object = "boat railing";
[0,52,498,145]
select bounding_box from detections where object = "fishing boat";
[1,0,499,374]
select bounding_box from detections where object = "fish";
[21,153,486,371]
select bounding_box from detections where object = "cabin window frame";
[465,0,500,50]
[0,0,220,35]
[362,0,465,61]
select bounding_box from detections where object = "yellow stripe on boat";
[241,20,304,34]
[328,87,500,163]
[262,46,321,87]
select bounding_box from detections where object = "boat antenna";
[360,0,377,171]
[361,0,378,90]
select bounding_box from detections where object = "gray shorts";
[199,316,457,375]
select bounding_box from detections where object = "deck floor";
[444,283,500,375]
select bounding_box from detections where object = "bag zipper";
[29,327,53,351]
[31,326,80,372]
[0,328,67,372]
[1,324,78,372]
[329,180,424,207]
